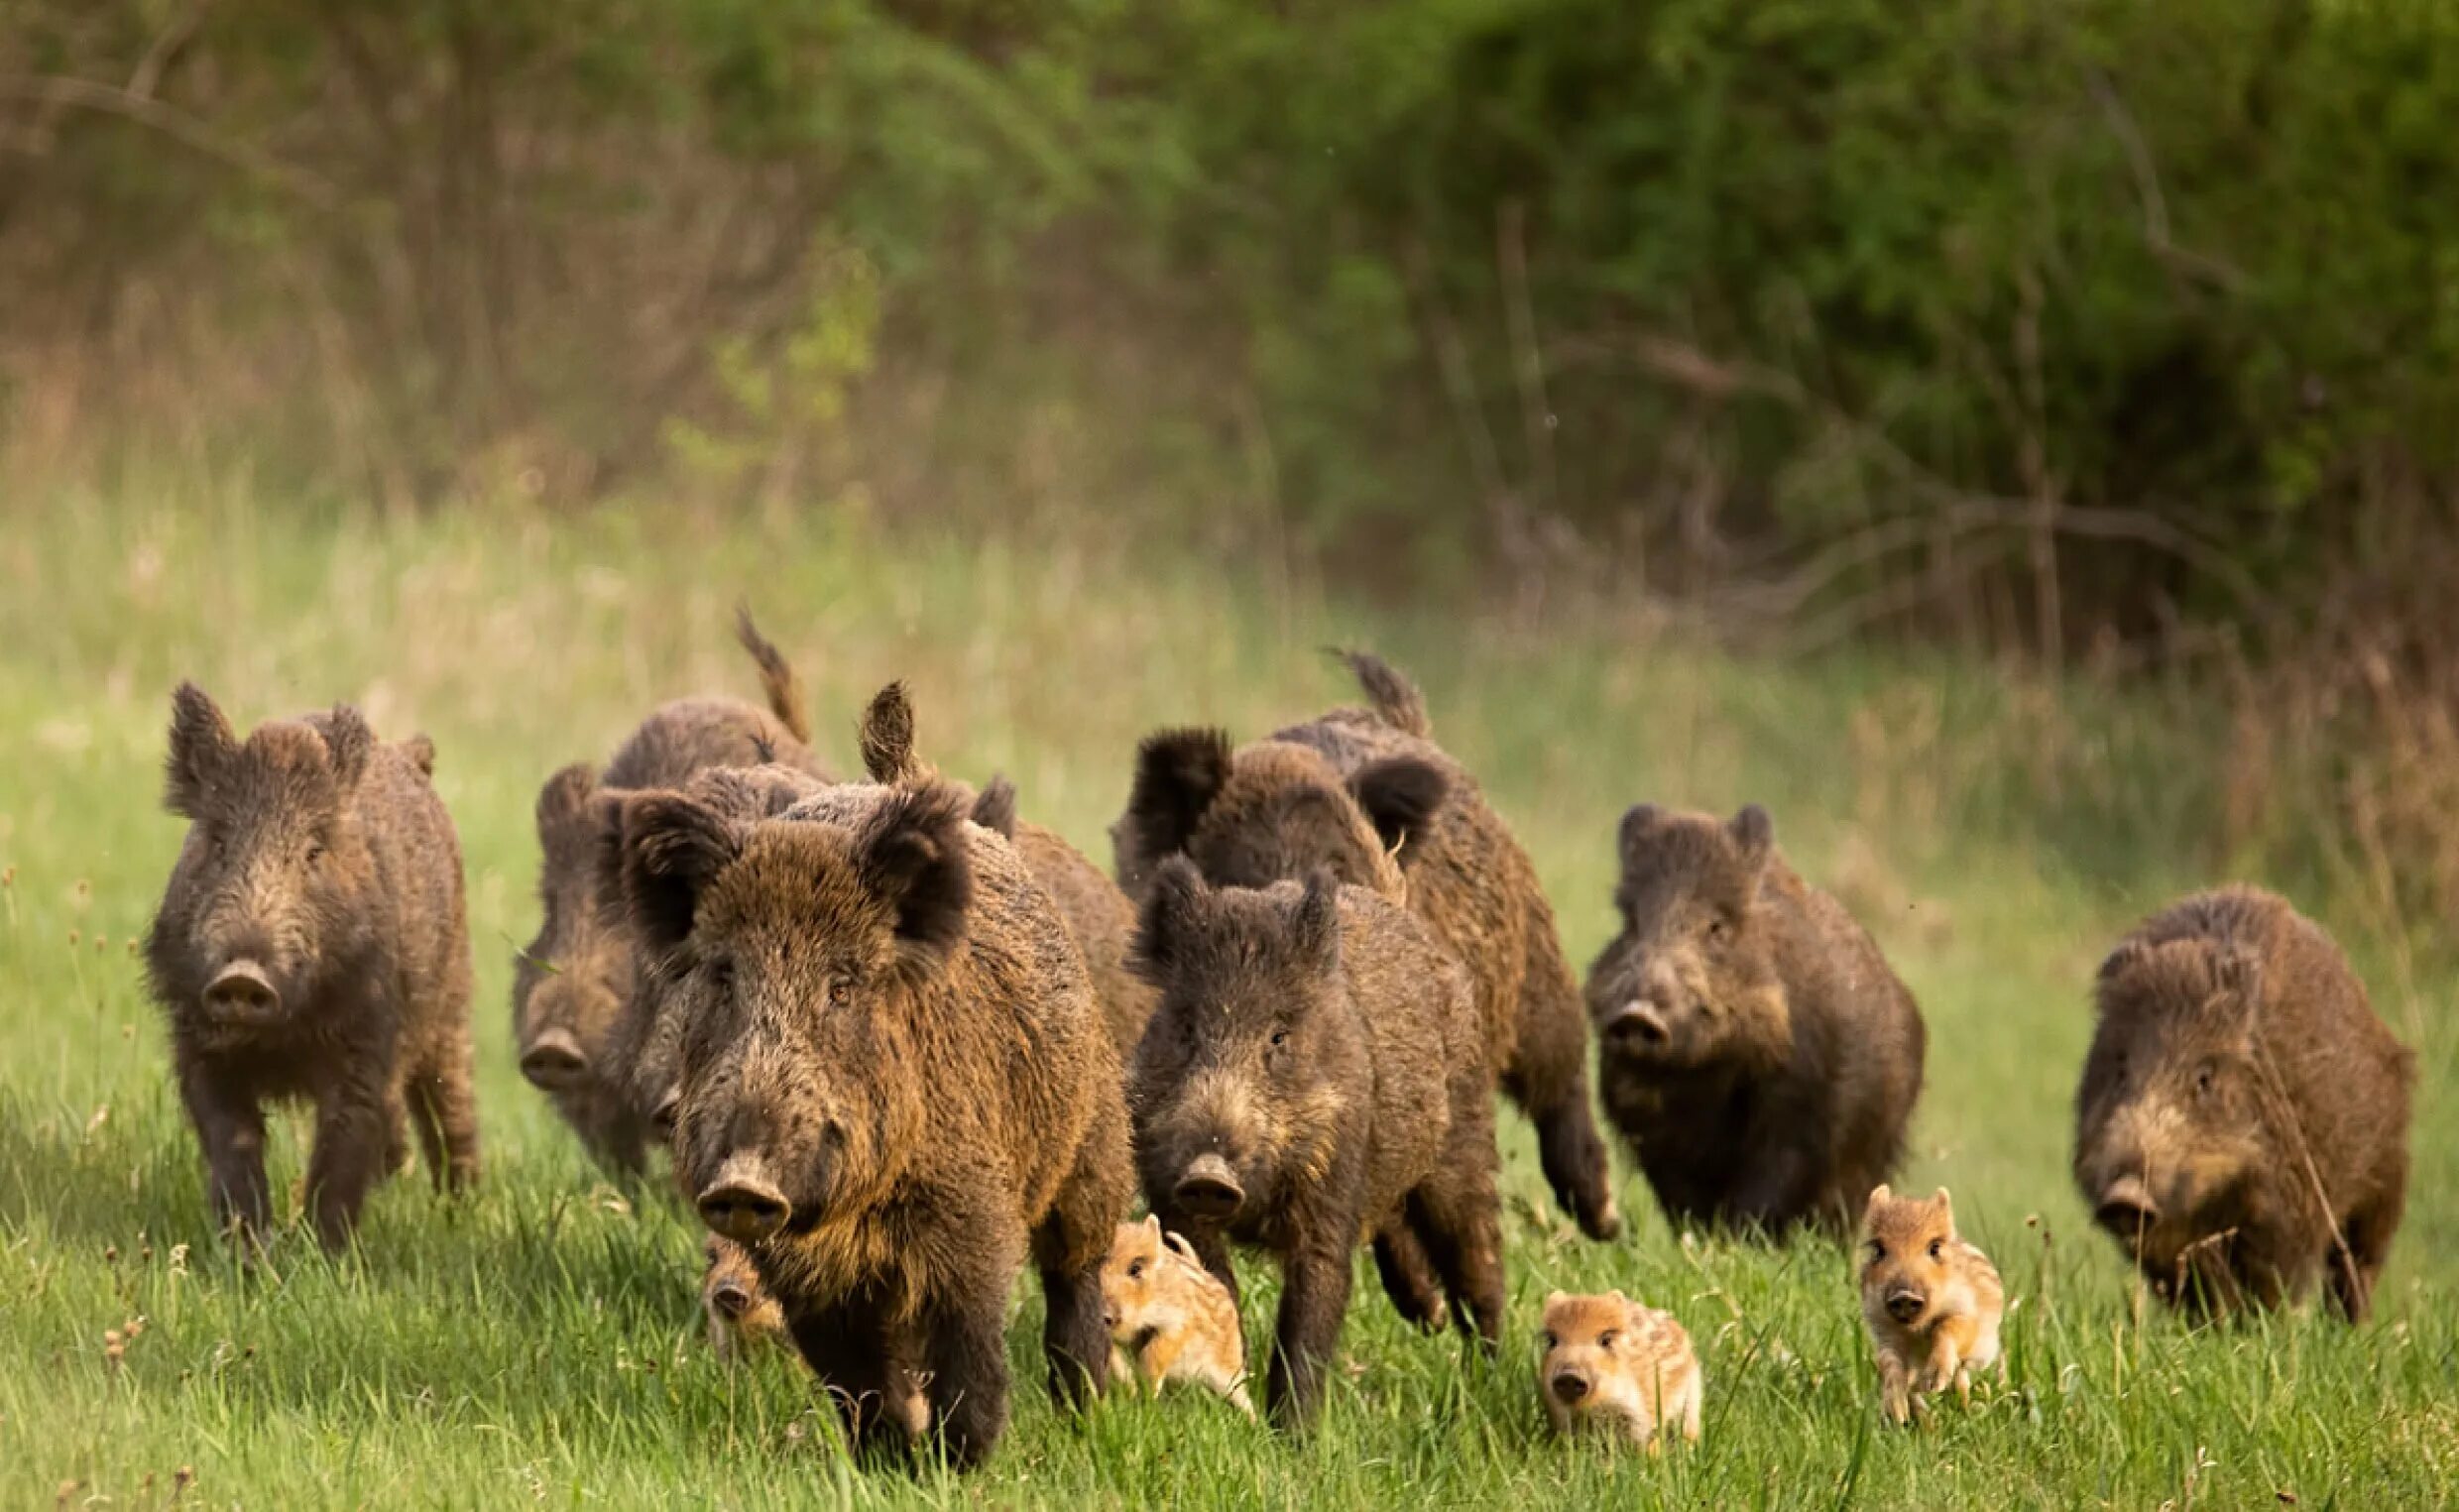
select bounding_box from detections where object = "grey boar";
[1128,858,1503,1431]
[145,684,478,1248]
[2075,885,2412,1320]
[619,777,1132,1469]
[1115,650,1619,1245]
[514,610,828,1174]
[1587,804,1926,1237]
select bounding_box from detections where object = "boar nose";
[2094,1175,2162,1239]
[1604,1001,1671,1051]
[697,1158,791,1244]
[1550,1369,1592,1405]
[203,961,280,1019]
[709,1280,754,1320]
[1885,1287,1927,1323]
[519,1026,589,1090]
[1173,1153,1245,1221]
[650,1086,681,1141]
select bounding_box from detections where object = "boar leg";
[789,1296,919,1461]
[1404,1180,1505,1349]
[2331,1158,2407,1323]
[1032,1097,1129,1409]
[304,1072,395,1249]
[1369,1225,1447,1333]
[1513,943,1621,1241]
[920,1279,1014,1470]
[1722,1134,1822,1237]
[1265,1232,1355,1432]
[180,1065,273,1242]
[414,1034,482,1194]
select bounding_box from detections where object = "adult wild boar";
[2075,886,2412,1320]
[1115,651,1619,1243]
[618,777,1131,1468]
[145,684,478,1247]
[1587,804,1925,1237]
[1129,859,1503,1431]
[514,611,828,1174]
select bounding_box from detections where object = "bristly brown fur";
[859,681,928,784]
[145,685,480,1250]
[2074,885,2411,1321]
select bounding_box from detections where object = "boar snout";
[519,1026,589,1091]
[203,960,281,1022]
[1603,1000,1671,1052]
[1549,1367,1592,1405]
[1173,1152,1245,1221]
[709,1279,755,1319]
[1884,1285,1927,1324]
[2093,1175,2161,1242]
[698,1158,791,1243]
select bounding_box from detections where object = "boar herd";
[140,620,2417,1467]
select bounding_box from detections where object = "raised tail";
[734,608,813,745]
[1330,648,1432,738]
[858,680,931,783]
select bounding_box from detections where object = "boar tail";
[859,681,932,784]
[734,607,813,745]
[1331,648,1431,738]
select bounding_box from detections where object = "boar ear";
[2210,947,2263,1027]
[402,733,437,779]
[2097,938,2151,989]
[1606,1289,1629,1309]
[1131,856,1209,981]
[1141,1213,1162,1239]
[1932,1188,1954,1227]
[1728,804,1774,873]
[1348,756,1448,855]
[1615,803,1664,869]
[971,775,1019,840]
[537,763,599,837]
[165,681,237,818]
[622,793,748,955]
[1124,728,1233,864]
[859,681,925,784]
[1864,1184,1892,1220]
[1543,1288,1567,1311]
[321,705,375,793]
[1292,870,1344,972]
[854,781,974,967]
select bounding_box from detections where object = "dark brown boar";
[618,778,1132,1469]
[513,611,828,1174]
[145,684,479,1248]
[857,682,1154,1060]
[1128,858,1503,1431]
[2074,886,2412,1320]
[1587,804,1925,1238]
[1114,650,1620,1243]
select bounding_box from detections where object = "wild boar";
[513,610,827,1174]
[704,1233,790,1362]
[1128,859,1503,1431]
[619,778,1132,1469]
[1538,1290,1701,1451]
[1858,1185,2004,1423]
[1587,803,1926,1237]
[2074,886,2412,1320]
[145,684,478,1248]
[1114,650,1619,1245]
[1100,1216,1253,1415]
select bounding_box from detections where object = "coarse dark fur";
[621,777,1133,1470]
[859,682,1154,1059]
[1112,650,1619,1245]
[145,684,478,1248]
[1587,804,1926,1238]
[512,611,829,1174]
[1128,859,1502,1431]
[2074,886,2413,1320]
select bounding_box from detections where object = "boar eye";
[707,958,736,993]
[2193,1061,2216,1099]
[1539,1332,1557,1351]
[303,839,326,866]
[1268,1027,1290,1050]
[1866,1240,1885,1261]
[1928,1238,1944,1261]
[1126,1259,1146,1280]
[1597,1330,1619,1349]
[1704,916,1728,944]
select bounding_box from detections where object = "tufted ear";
[2097,938,2151,989]
[970,775,1019,840]
[1615,803,1664,871]
[166,682,238,819]
[400,733,437,779]
[319,705,375,794]
[1348,756,1447,856]
[1932,1188,1955,1231]
[1130,856,1209,984]
[1864,1184,1893,1224]
[853,781,974,970]
[620,793,749,956]
[859,681,925,783]
[537,762,599,839]
[1290,869,1344,973]
[1123,728,1233,865]
[2209,946,2264,1032]
[1728,804,1774,875]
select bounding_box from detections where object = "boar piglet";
[622,778,1131,1470]
[2075,886,2411,1320]
[1118,651,1620,1246]
[1587,804,1925,1237]
[514,610,829,1177]
[145,683,479,1248]
[1128,858,1502,1431]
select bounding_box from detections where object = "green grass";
[0,488,2451,1508]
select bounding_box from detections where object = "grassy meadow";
[0,488,2452,1508]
